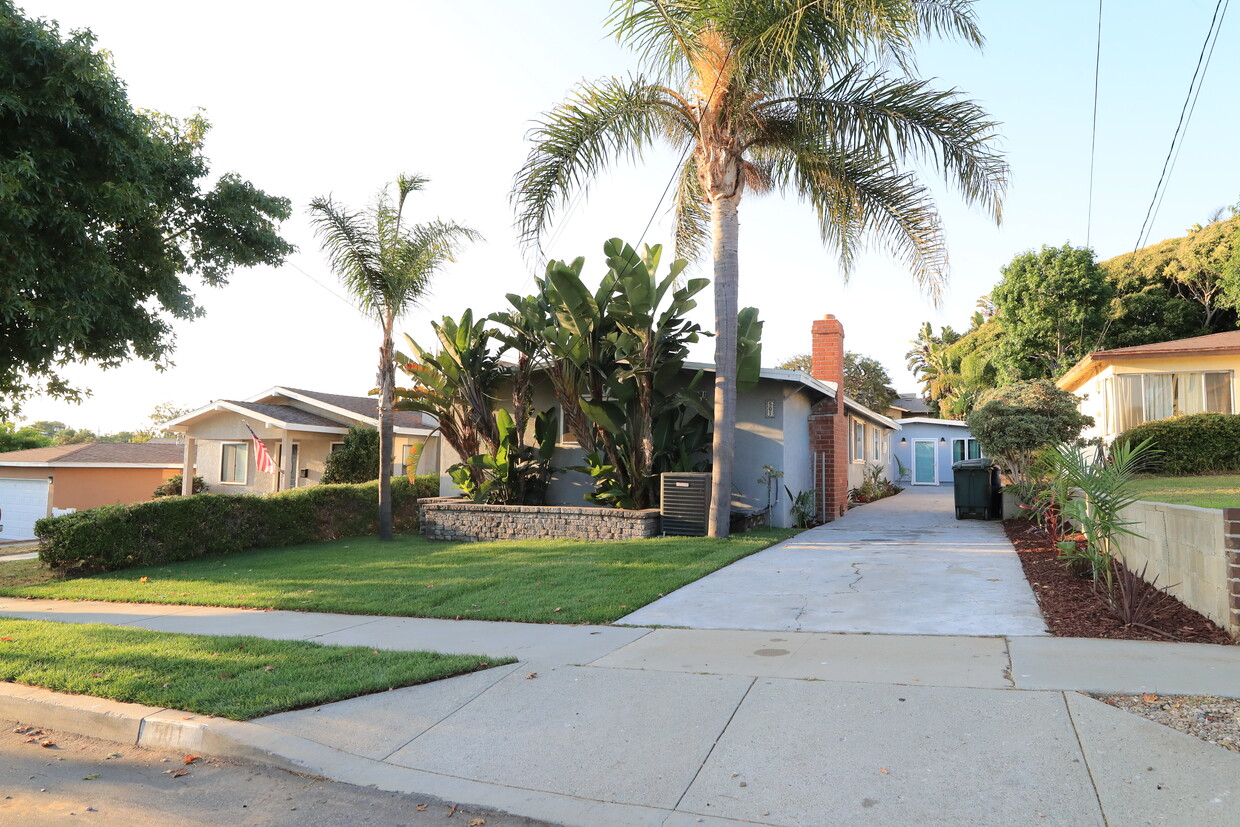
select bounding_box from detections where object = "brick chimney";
[809,315,849,521]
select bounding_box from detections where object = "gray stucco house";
[435,315,900,528]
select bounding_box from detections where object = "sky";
[11,0,1240,432]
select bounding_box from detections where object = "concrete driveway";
[619,486,1048,635]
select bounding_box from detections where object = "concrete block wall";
[418,498,661,542]
[1227,507,1239,636]
[1116,501,1239,640]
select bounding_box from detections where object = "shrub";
[967,380,1093,486]
[1117,413,1240,475]
[37,475,441,574]
[321,426,381,484]
[151,474,207,498]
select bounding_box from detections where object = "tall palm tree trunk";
[377,318,396,541]
[708,194,740,538]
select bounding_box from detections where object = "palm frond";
[671,153,709,264]
[511,75,690,258]
[607,0,702,78]
[757,66,1007,223]
[913,0,984,49]
[768,143,948,300]
[307,196,386,319]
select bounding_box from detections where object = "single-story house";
[1057,331,1238,443]
[889,417,979,485]
[166,386,439,494]
[0,442,186,540]
[435,314,900,528]
[887,392,933,420]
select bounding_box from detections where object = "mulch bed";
[1002,518,1233,645]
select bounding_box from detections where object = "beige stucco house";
[167,387,438,494]
[1057,331,1239,442]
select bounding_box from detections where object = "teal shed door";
[913,439,937,484]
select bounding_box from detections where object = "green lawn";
[1130,475,1240,510]
[0,529,796,624]
[0,618,507,720]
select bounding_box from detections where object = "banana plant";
[449,407,556,504]
[395,309,502,486]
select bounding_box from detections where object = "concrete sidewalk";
[619,487,1048,636]
[3,597,1240,826]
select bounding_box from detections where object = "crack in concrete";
[792,594,810,631]
[848,562,864,592]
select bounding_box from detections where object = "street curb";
[0,681,736,827]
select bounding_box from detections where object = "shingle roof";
[1090,330,1240,357]
[1059,330,1240,391]
[890,393,932,415]
[223,401,347,429]
[280,387,433,430]
[0,442,184,465]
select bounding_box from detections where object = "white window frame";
[851,419,865,463]
[872,427,881,459]
[220,442,248,485]
[1110,369,1234,434]
[951,437,980,463]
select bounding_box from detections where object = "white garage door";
[0,478,52,541]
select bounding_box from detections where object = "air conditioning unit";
[660,472,712,536]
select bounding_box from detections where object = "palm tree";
[310,175,480,540]
[512,0,1007,536]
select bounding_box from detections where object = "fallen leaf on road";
[83,774,100,780]
[171,769,189,778]
[447,804,457,817]
[416,804,428,811]
[1143,693,1159,703]
[182,754,200,765]
[105,753,122,760]
[468,819,485,826]
[39,741,55,748]
[525,672,538,680]
[879,768,889,774]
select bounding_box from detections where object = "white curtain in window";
[1176,373,1204,416]
[1143,373,1173,421]
[1114,374,1143,432]
[1205,373,1233,414]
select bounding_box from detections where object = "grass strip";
[0,528,797,624]
[0,618,509,720]
[1129,475,1240,510]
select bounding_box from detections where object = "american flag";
[243,422,277,474]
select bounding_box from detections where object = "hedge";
[1117,413,1240,475]
[37,475,440,574]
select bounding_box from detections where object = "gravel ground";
[1093,693,1240,753]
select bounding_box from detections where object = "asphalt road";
[0,718,552,826]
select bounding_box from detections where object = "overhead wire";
[1130,0,1230,256]
[1085,0,1103,249]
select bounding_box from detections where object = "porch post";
[280,432,294,492]
[181,438,196,495]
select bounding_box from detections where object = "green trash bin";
[951,458,1000,520]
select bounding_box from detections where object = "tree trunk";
[378,319,395,541]
[708,195,740,538]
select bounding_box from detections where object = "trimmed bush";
[37,475,440,574]
[321,426,381,484]
[1117,413,1240,475]
[151,474,207,498]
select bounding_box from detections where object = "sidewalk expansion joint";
[669,676,756,815]
[1061,691,1111,827]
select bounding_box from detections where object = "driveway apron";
[619,486,1048,635]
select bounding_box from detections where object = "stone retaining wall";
[418,498,661,542]
[1117,501,1240,640]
